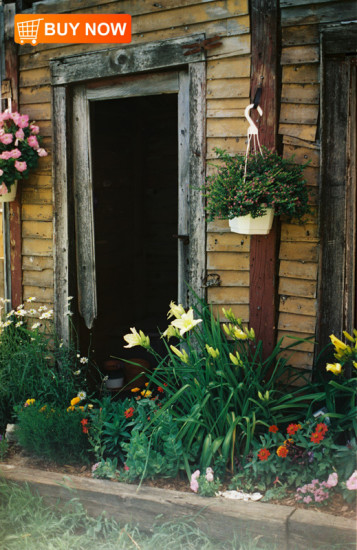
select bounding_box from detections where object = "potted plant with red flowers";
[203,147,310,235]
[0,110,47,202]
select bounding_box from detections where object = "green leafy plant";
[91,458,119,480]
[0,433,9,461]
[203,147,310,221]
[15,400,91,464]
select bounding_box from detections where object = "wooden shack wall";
[18,0,252,325]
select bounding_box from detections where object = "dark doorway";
[89,94,178,363]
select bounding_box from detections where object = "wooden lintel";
[249,0,279,358]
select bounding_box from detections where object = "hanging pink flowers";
[0,109,48,198]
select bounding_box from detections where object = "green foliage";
[0,303,92,432]
[203,147,310,221]
[15,402,91,464]
[197,476,221,498]
[91,458,119,480]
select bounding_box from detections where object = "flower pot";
[103,360,125,390]
[0,181,17,203]
[229,208,274,235]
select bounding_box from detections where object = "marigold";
[310,431,324,444]
[141,389,152,398]
[315,422,328,434]
[131,387,140,393]
[269,425,279,433]
[286,423,301,436]
[70,396,81,407]
[124,407,134,419]
[277,445,289,458]
[257,448,270,461]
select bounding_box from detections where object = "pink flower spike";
[37,148,48,157]
[15,160,27,172]
[27,135,39,149]
[0,183,8,195]
[326,472,338,488]
[0,133,13,145]
[15,128,24,140]
[346,471,357,490]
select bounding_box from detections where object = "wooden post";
[4,4,22,308]
[249,0,279,357]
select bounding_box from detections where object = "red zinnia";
[315,422,328,435]
[82,426,89,434]
[310,431,324,444]
[81,418,88,426]
[157,386,164,393]
[258,448,270,461]
[124,407,135,419]
[286,423,301,436]
[269,425,279,433]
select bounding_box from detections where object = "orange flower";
[80,418,88,426]
[315,422,328,435]
[310,431,324,444]
[277,445,289,458]
[268,425,278,433]
[82,427,89,434]
[131,387,140,393]
[124,407,134,419]
[70,396,81,407]
[258,448,270,461]
[286,423,301,436]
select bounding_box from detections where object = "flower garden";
[0,295,356,516]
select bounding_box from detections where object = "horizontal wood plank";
[22,221,53,239]
[207,117,247,137]
[278,312,316,334]
[281,24,319,46]
[282,64,319,84]
[280,103,319,125]
[278,330,315,352]
[213,303,249,322]
[279,295,317,316]
[279,277,317,299]
[207,55,250,79]
[279,260,318,281]
[281,223,318,242]
[278,123,317,142]
[23,286,54,303]
[23,269,54,287]
[281,84,319,104]
[207,251,250,270]
[22,204,53,222]
[207,219,231,233]
[207,269,249,286]
[22,256,54,271]
[208,286,249,303]
[281,45,319,65]
[22,188,52,204]
[281,1,356,27]
[283,144,319,167]
[22,238,53,256]
[279,241,318,262]
[207,78,250,98]
[207,137,246,158]
[207,232,250,251]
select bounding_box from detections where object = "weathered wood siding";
[19,0,251,323]
[278,0,356,369]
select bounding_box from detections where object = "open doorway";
[88,94,178,364]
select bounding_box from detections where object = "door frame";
[51,35,206,340]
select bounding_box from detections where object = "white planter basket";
[0,181,17,203]
[229,208,274,235]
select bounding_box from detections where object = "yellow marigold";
[39,405,47,413]
[67,405,75,412]
[277,445,289,458]
[141,390,152,398]
[131,387,140,393]
[25,398,35,406]
[70,396,81,407]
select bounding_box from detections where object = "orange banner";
[15,14,131,45]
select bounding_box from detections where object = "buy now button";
[15,14,132,45]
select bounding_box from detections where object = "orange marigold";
[310,431,324,444]
[258,448,270,461]
[315,422,328,434]
[277,445,289,458]
[124,407,135,419]
[286,423,301,436]
[269,425,279,433]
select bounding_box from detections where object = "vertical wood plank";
[52,85,69,342]
[249,0,279,356]
[178,70,190,306]
[188,61,206,303]
[4,3,22,308]
[72,85,97,329]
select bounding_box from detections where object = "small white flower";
[6,310,15,318]
[15,321,23,328]
[59,342,64,348]
[64,310,74,316]
[38,305,48,312]
[77,391,86,401]
[80,357,88,364]
[28,309,37,315]
[77,353,80,358]
[15,309,26,317]
[73,370,81,375]
[3,320,12,327]
[16,303,24,310]
[26,297,36,302]
[103,375,108,382]
[39,310,53,320]
[31,337,36,341]
[31,322,41,330]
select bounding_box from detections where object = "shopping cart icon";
[17,18,43,45]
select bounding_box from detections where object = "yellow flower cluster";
[326,330,357,376]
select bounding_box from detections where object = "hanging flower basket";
[0,180,17,203]
[229,208,274,235]
[0,110,48,202]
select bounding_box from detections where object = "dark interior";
[88,93,178,367]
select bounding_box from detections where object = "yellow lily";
[232,327,248,340]
[326,363,342,375]
[162,324,180,340]
[123,327,150,349]
[167,301,186,319]
[171,309,202,336]
[229,351,242,366]
[330,334,347,351]
[170,345,189,364]
[206,344,220,359]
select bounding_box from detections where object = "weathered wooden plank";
[279,242,318,262]
[282,65,319,84]
[207,137,246,158]
[281,223,318,242]
[208,286,249,304]
[280,103,319,125]
[280,350,313,369]
[22,238,53,256]
[22,256,54,271]
[322,22,357,56]
[207,252,250,270]
[278,330,315,352]
[207,219,231,233]
[282,136,320,152]
[20,85,51,105]
[22,175,52,189]
[23,269,54,288]
[282,24,319,46]
[207,56,250,79]
[279,278,317,299]
[17,102,51,121]
[23,286,54,303]
[20,67,51,87]
[279,260,318,281]
[207,117,247,137]
[22,221,53,240]
[278,312,316,334]
[207,269,250,287]
[283,144,319,167]
[206,34,251,59]
[22,188,52,204]
[21,204,53,222]
[281,45,319,65]
[50,35,205,85]
[279,123,317,142]
[207,78,250,98]
[279,295,316,316]
[281,1,357,27]
[281,84,319,105]
[207,232,250,252]
[281,0,339,6]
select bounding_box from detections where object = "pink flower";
[190,479,199,493]
[346,471,357,491]
[326,472,338,488]
[0,183,8,195]
[16,114,29,128]
[27,135,39,149]
[205,467,214,482]
[0,133,13,145]
[15,160,27,172]
[0,151,11,160]
[0,110,13,122]
[303,496,312,504]
[30,124,40,134]
[15,128,24,140]
[91,462,100,472]
[37,148,48,157]
[191,470,200,480]
[0,169,3,176]
[9,148,21,159]
[124,463,130,471]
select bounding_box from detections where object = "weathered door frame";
[51,35,206,340]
